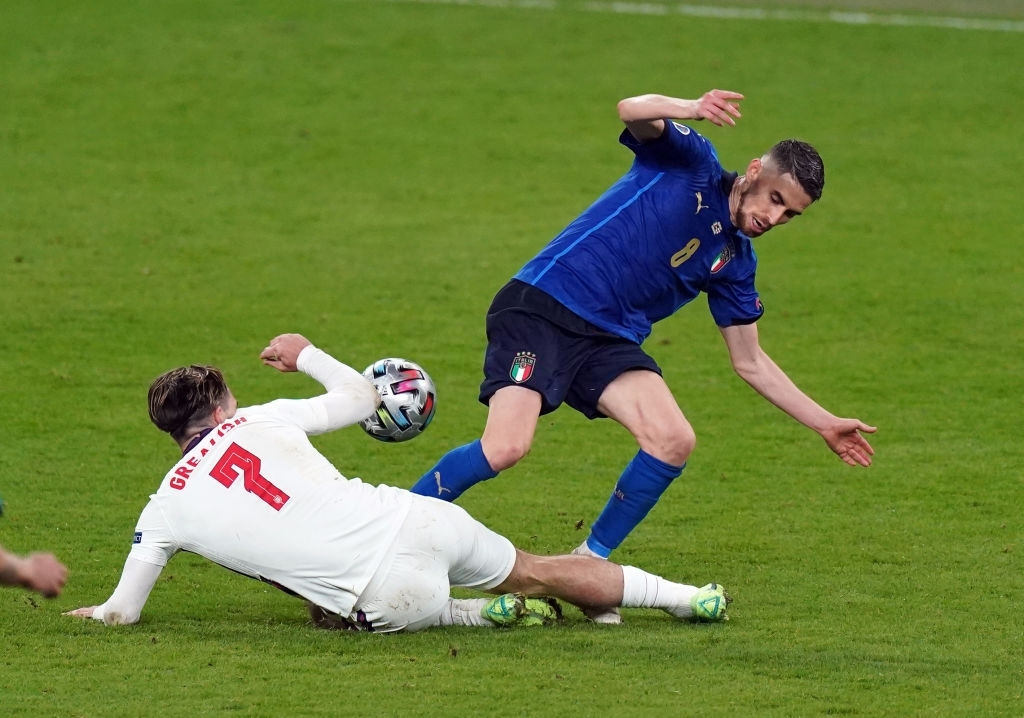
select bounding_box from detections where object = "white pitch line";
[385,0,1024,33]
[590,2,1024,32]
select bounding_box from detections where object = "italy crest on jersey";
[509,351,536,383]
[710,241,734,274]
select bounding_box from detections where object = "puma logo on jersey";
[695,192,710,214]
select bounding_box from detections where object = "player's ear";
[746,157,763,181]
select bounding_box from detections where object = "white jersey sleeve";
[89,500,178,625]
[89,557,164,625]
[249,345,379,435]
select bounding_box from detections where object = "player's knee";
[482,439,531,472]
[643,418,695,466]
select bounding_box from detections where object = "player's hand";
[821,419,877,467]
[21,552,68,597]
[64,606,99,618]
[260,334,313,372]
[695,89,744,127]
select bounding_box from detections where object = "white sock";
[434,598,495,628]
[572,540,604,559]
[620,565,698,617]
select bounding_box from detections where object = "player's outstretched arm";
[0,547,67,597]
[257,334,380,434]
[720,324,876,466]
[618,89,744,142]
[64,556,163,625]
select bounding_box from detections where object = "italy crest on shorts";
[509,351,536,383]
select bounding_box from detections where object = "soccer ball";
[359,358,437,442]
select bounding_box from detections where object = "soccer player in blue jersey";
[409,89,876,622]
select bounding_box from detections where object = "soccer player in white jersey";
[66,334,731,632]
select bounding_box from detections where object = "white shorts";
[350,496,517,633]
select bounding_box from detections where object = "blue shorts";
[479,280,661,419]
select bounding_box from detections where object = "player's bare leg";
[568,371,694,622]
[480,385,543,471]
[495,550,729,622]
[597,371,695,468]
[409,387,542,499]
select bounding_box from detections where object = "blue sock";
[408,439,498,501]
[587,451,684,557]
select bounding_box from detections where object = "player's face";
[734,162,814,238]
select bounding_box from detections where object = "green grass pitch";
[1,0,1022,715]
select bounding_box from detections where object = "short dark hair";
[767,139,825,202]
[148,365,230,442]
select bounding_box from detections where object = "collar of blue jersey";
[721,170,738,198]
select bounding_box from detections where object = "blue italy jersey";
[514,121,763,343]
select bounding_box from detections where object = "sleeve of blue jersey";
[618,121,714,169]
[708,295,764,328]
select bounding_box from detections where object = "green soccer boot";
[482,593,563,627]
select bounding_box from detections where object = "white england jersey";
[94,346,413,623]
